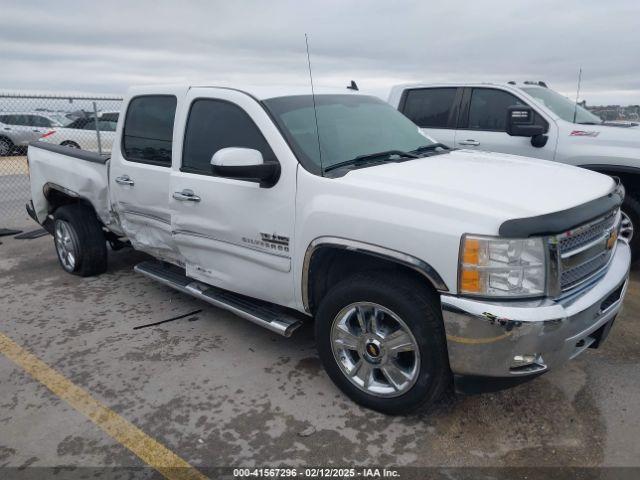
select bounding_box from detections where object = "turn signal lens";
[460,270,481,293]
[462,238,480,265]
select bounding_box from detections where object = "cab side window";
[467,89,525,131]
[400,88,459,128]
[182,99,275,175]
[123,95,177,166]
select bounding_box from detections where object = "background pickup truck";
[26,84,631,414]
[388,81,640,260]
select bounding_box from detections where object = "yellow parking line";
[0,331,208,480]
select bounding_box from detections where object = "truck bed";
[27,142,111,225]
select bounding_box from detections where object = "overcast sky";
[1,0,639,105]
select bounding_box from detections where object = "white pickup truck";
[388,81,640,261]
[26,84,631,414]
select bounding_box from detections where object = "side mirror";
[210,147,280,188]
[506,106,548,148]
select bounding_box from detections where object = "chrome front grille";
[553,209,620,293]
[558,212,618,252]
[560,251,610,288]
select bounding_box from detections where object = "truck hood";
[339,149,615,233]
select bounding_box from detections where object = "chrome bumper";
[441,240,631,377]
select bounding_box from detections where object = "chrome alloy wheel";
[330,302,420,398]
[54,220,79,271]
[620,211,635,243]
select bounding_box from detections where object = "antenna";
[573,67,582,124]
[305,33,323,172]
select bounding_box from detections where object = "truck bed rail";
[28,141,109,164]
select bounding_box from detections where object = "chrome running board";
[134,261,304,337]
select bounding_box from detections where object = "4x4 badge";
[242,233,290,253]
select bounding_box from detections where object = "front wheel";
[315,272,451,414]
[621,193,639,264]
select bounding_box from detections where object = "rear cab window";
[122,95,177,166]
[400,88,460,128]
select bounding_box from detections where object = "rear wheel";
[621,193,639,263]
[53,204,107,276]
[61,141,80,149]
[315,272,451,414]
[0,137,13,156]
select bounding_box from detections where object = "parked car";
[39,112,119,153]
[0,112,68,156]
[388,81,640,260]
[26,85,631,414]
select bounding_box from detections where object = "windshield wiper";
[323,150,418,173]
[410,143,449,154]
[577,122,600,125]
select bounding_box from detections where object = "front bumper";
[441,240,631,377]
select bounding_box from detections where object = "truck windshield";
[521,86,603,124]
[263,94,435,174]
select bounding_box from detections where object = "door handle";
[173,189,201,202]
[458,139,480,146]
[3,127,11,131]
[115,175,134,186]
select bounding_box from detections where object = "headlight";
[459,234,546,298]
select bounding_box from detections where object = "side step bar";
[134,261,304,337]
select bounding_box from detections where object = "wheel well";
[44,186,100,223]
[306,247,441,315]
[0,135,14,146]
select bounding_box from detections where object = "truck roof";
[127,84,362,101]
[390,81,546,90]
[387,81,547,106]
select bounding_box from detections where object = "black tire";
[0,136,13,156]
[621,193,640,264]
[315,272,451,415]
[53,204,107,276]
[61,141,80,149]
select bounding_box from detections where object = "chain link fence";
[0,92,122,228]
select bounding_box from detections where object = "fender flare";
[301,236,449,313]
[43,181,82,200]
[42,182,102,222]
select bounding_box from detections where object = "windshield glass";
[263,94,434,173]
[521,86,602,124]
